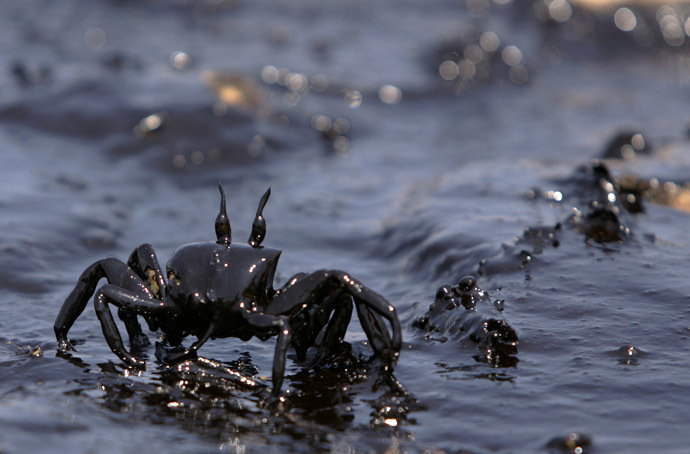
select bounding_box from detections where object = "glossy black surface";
[54,186,402,396]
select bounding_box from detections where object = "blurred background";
[1,0,690,452]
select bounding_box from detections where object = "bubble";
[311,74,329,91]
[172,154,186,168]
[170,51,191,70]
[548,190,563,202]
[439,60,459,80]
[276,68,291,85]
[663,21,685,46]
[467,0,489,15]
[509,65,529,84]
[248,136,265,157]
[344,90,362,108]
[458,59,476,80]
[141,113,162,132]
[85,27,106,50]
[286,73,308,92]
[282,91,300,107]
[658,6,684,46]
[248,143,263,157]
[548,0,572,23]
[656,5,676,25]
[464,44,484,63]
[458,276,476,292]
[614,7,637,32]
[620,144,635,160]
[502,45,523,66]
[479,31,500,52]
[213,101,228,116]
[260,66,278,84]
[190,150,204,164]
[631,133,645,150]
[332,117,350,134]
[311,114,332,132]
[541,44,563,65]
[664,181,678,193]
[474,61,492,81]
[378,84,402,104]
[134,113,164,137]
[333,135,349,153]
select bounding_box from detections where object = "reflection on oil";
[59,348,418,451]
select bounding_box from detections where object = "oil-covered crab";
[55,184,402,396]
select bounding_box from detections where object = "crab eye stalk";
[248,187,271,248]
[215,183,231,247]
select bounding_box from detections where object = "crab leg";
[355,304,397,361]
[93,284,171,367]
[240,311,292,396]
[311,292,353,364]
[55,257,159,352]
[265,269,402,360]
[163,323,215,364]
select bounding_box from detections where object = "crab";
[54,184,402,396]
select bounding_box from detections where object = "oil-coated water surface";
[1,1,690,453]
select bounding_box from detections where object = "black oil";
[2,1,690,453]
